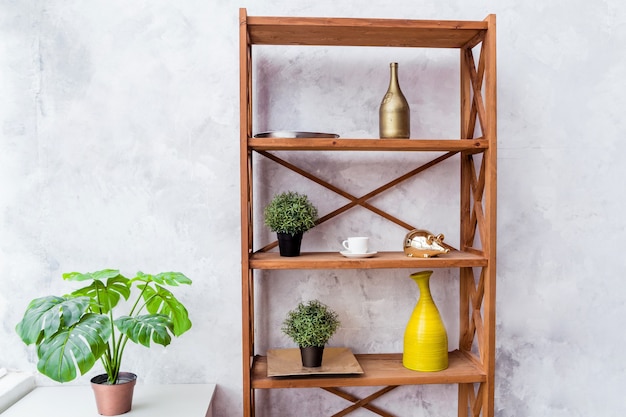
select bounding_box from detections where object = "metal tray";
[254,131,339,138]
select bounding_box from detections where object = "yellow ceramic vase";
[403,270,449,372]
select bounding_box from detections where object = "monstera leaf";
[139,284,192,336]
[133,271,192,287]
[69,277,130,314]
[16,296,92,345]
[115,315,174,347]
[65,270,131,314]
[63,269,121,282]
[36,313,111,382]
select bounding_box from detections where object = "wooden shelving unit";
[239,8,497,417]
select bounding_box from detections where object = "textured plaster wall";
[1,1,625,416]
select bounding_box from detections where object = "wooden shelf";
[245,16,488,48]
[248,138,488,153]
[249,251,487,270]
[251,350,486,389]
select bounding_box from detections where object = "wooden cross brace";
[256,150,458,252]
[321,386,398,417]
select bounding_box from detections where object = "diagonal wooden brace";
[322,386,398,417]
[256,150,459,253]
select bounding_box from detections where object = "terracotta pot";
[90,372,137,416]
[300,346,324,367]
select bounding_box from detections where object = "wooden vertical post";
[239,8,254,417]
[482,13,497,417]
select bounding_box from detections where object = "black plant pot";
[300,346,324,368]
[277,232,303,257]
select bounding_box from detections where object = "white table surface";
[2,384,215,417]
[0,371,35,413]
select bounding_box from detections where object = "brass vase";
[403,270,448,371]
[379,62,410,139]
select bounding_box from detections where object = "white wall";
[1,1,625,416]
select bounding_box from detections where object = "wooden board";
[267,348,364,377]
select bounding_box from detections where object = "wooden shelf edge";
[243,12,489,48]
[251,350,486,389]
[248,138,488,152]
[246,14,489,30]
[249,250,487,270]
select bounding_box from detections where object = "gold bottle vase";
[379,62,410,139]
[403,270,449,372]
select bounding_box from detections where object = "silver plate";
[253,131,339,138]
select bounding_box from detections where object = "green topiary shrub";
[281,300,340,348]
[263,191,318,236]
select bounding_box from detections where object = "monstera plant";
[15,269,192,384]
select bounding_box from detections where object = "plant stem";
[105,282,148,383]
[107,308,119,383]
[128,284,148,316]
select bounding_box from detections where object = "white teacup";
[342,237,369,254]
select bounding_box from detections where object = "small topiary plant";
[263,191,318,236]
[281,300,340,348]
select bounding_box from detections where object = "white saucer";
[340,251,377,258]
